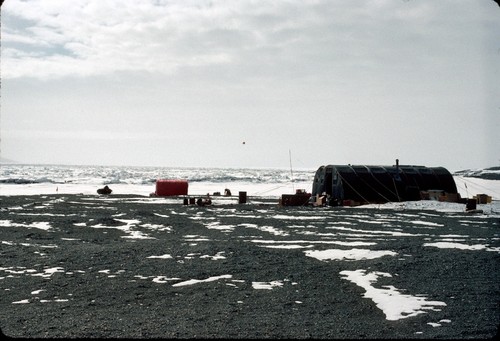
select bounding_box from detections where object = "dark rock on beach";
[0,194,499,339]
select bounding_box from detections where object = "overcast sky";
[1,0,499,171]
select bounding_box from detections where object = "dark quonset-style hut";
[312,160,458,206]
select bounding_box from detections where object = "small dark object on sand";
[97,185,112,195]
[196,194,212,206]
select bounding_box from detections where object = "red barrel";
[155,179,188,196]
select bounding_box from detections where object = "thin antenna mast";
[289,149,294,192]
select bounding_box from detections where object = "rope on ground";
[253,184,288,196]
[455,176,500,199]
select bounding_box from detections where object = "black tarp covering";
[312,164,457,205]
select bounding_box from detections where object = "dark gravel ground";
[0,194,499,339]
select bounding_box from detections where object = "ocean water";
[0,164,315,197]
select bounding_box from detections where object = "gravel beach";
[1,194,499,339]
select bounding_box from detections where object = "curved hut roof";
[312,164,457,205]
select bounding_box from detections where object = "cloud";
[4,128,167,141]
[3,0,481,80]
[2,0,230,77]
[1,0,499,169]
